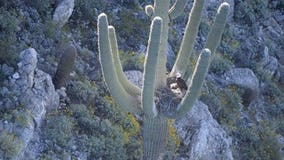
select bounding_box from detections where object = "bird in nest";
[166,72,188,98]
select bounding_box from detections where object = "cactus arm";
[108,26,142,96]
[53,44,77,89]
[142,17,163,118]
[169,0,190,19]
[152,0,170,88]
[98,13,140,114]
[205,2,230,57]
[145,5,154,17]
[170,0,205,77]
[171,49,211,119]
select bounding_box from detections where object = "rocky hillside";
[0,0,283,159]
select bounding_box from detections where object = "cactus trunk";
[97,1,229,159]
[143,116,168,160]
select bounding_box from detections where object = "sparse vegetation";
[0,130,23,158]
[0,0,283,159]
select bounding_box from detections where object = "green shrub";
[235,121,281,160]
[73,0,106,21]
[200,82,242,132]
[0,8,22,66]
[209,55,233,75]
[76,122,129,160]
[43,115,74,148]
[119,50,145,71]
[67,80,98,105]
[0,130,23,158]
[25,0,55,16]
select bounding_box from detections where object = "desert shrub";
[0,8,22,66]
[43,114,74,148]
[234,121,281,160]
[122,113,143,159]
[75,121,129,160]
[0,130,23,158]
[200,82,242,132]
[24,0,55,17]
[103,126,127,160]
[70,104,101,134]
[76,135,105,159]
[114,9,149,51]
[12,108,33,128]
[73,0,106,21]
[0,107,33,129]
[209,55,233,75]
[119,50,145,71]
[67,80,98,105]
[70,103,142,159]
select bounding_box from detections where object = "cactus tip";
[218,2,230,13]
[98,13,108,21]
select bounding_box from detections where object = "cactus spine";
[97,1,229,159]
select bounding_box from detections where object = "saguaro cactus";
[97,1,229,159]
[53,44,77,89]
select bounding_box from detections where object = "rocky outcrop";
[277,135,284,160]
[175,101,233,160]
[0,48,59,159]
[53,0,75,28]
[259,46,279,79]
[223,68,259,91]
[10,48,59,125]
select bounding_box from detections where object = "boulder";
[223,68,259,91]
[10,48,59,125]
[260,46,279,79]
[53,0,75,28]
[0,48,59,159]
[175,101,233,160]
[124,70,143,88]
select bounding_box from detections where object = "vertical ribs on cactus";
[97,1,229,159]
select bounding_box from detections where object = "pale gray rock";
[260,46,279,79]
[1,63,14,76]
[223,68,259,91]
[175,101,233,160]
[10,48,59,125]
[278,65,284,85]
[0,48,59,159]
[53,0,75,28]
[124,70,143,88]
[277,135,284,160]
[17,48,38,88]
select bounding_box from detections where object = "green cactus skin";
[108,26,141,96]
[145,5,154,17]
[142,17,163,118]
[97,1,229,159]
[172,49,211,119]
[152,0,170,88]
[53,44,77,89]
[169,0,190,19]
[205,2,230,58]
[98,13,140,114]
[170,0,205,78]
[143,116,167,160]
